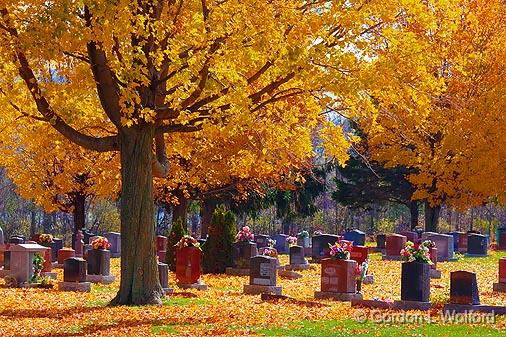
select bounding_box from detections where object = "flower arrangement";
[235,226,254,242]
[328,240,352,260]
[400,240,433,264]
[286,236,298,246]
[175,235,201,251]
[91,236,111,250]
[38,234,54,244]
[260,246,278,258]
[267,238,276,248]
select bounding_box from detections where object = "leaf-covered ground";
[0,251,505,336]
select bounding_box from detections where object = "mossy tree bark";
[112,126,163,305]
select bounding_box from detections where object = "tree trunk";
[172,189,189,230]
[30,209,37,236]
[424,201,440,232]
[201,198,218,238]
[112,127,163,305]
[72,193,86,234]
[409,201,419,230]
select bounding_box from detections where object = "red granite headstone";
[57,248,76,264]
[321,258,356,293]
[176,246,201,284]
[386,234,407,256]
[42,248,52,272]
[156,235,168,252]
[458,233,468,252]
[499,257,506,283]
[350,246,369,265]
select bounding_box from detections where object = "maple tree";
[0,1,448,304]
[352,0,506,231]
[0,117,120,233]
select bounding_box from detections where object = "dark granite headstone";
[52,238,63,262]
[400,231,418,243]
[448,231,462,251]
[272,234,289,254]
[9,236,25,244]
[401,262,430,302]
[467,234,487,255]
[233,241,258,268]
[311,234,341,261]
[343,230,366,246]
[87,249,111,275]
[63,257,87,283]
[255,235,270,249]
[376,234,386,249]
[104,232,121,257]
[450,271,480,305]
[250,255,277,286]
[497,228,506,250]
[289,245,306,265]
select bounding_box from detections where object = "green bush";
[165,218,187,271]
[202,205,236,274]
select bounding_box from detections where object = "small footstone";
[41,272,58,280]
[225,267,250,276]
[430,269,442,279]
[243,284,282,295]
[58,281,91,292]
[278,269,302,279]
[443,303,506,315]
[363,275,374,284]
[351,299,394,309]
[314,291,363,302]
[493,283,506,293]
[85,274,116,284]
[393,300,431,311]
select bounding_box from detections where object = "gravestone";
[289,246,307,266]
[448,231,462,251]
[8,236,25,244]
[57,248,76,266]
[493,257,506,292]
[466,234,488,256]
[232,241,258,268]
[243,255,281,295]
[58,257,91,292]
[297,235,310,248]
[255,235,270,249]
[314,258,362,301]
[311,234,341,262]
[383,234,406,260]
[156,235,168,261]
[86,248,115,284]
[400,262,430,302]
[457,232,468,253]
[429,247,441,279]
[158,262,173,295]
[421,231,438,241]
[280,245,308,278]
[176,246,207,290]
[496,228,506,251]
[350,246,368,266]
[104,232,121,258]
[449,271,480,305]
[51,238,63,262]
[400,231,418,243]
[427,233,455,261]
[272,234,289,254]
[343,230,366,246]
[376,234,386,249]
[0,243,48,287]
